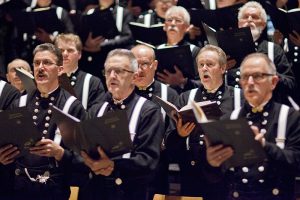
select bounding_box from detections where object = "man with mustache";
[227,1,296,106]
[165,45,242,199]
[78,49,164,200]
[6,58,32,94]
[54,33,105,110]
[156,6,201,93]
[0,43,86,200]
[206,52,300,200]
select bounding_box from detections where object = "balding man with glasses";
[78,48,164,200]
[206,53,300,200]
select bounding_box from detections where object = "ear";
[186,24,193,33]
[6,73,11,82]
[271,75,279,90]
[78,51,82,60]
[151,60,158,71]
[57,65,64,76]
[220,64,226,74]
[132,72,139,83]
[163,24,167,32]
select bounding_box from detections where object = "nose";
[247,75,254,84]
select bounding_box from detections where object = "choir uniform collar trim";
[107,91,135,110]
[39,86,59,98]
[67,68,79,86]
[200,83,225,105]
[66,67,79,77]
[136,79,155,91]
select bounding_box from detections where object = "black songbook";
[189,3,243,31]
[81,8,119,39]
[153,95,222,123]
[201,118,267,169]
[129,22,166,46]
[14,67,36,94]
[0,107,41,156]
[52,106,133,158]
[155,45,196,79]
[264,2,300,37]
[11,7,65,34]
[58,73,77,97]
[203,23,255,66]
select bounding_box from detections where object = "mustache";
[167,26,178,32]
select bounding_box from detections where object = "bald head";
[7,59,32,92]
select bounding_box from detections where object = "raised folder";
[52,106,133,158]
[153,95,222,123]
[0,107,41,157]
[203,23,255,67]
[155,45,197,79]
[264,2,300,37]
[129,22,166,46]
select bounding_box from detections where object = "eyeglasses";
[165,17,185,24]
[33,60,57,67]
[198,63,217,69]
[104,67,134,76]
[138,61,153,69]
[240,72,275,83]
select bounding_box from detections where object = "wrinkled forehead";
[105,56,131,68]
[241,57,269,73]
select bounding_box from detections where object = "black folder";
[15,67,36,94]
[0,107,41,156]
[155,45,197,79]
[52,106,133,158]
[129,22,166,46]
[189,3,243,31]
[201,118,267,169]
[264,2,300,37]
[81,8,119,39]
[11,7,65,34]
[203,23,255,66]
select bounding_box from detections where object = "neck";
[37,82,59,95]
[167,35,183,46]
[135,79,154,88]
[204,80,223,93]
[112,86,134,101]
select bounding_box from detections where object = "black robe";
[165,83,239,199]
[1,87,86,200]
[0,80,20,110]
[79,91,164,200]
[222,100,300,200]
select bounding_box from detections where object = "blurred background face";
[56,40,81,73]
[197,50,225,91]
[37,0,52,7]
[155,0,174,18]
[105,55,135,100]
[164,11,189,39]
[6,60,31,92]
[238,7,266,41]
[131,46,157,87]
[240,57,277,107]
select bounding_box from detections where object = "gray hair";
[238,1,267,23]
[33,43,63,66]
[105,49,138,72]
[165,6,190,25]
[240,53,277,74]
[197,44,227,66]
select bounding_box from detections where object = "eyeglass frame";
[239,72,275,83]
[33,59,58,68]
[103,67,134,77]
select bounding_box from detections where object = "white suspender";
[54,96,77,144]
[189,44,196,52]
[30,0,37,8]
[188,88,198,104]
[97,102,109,117]
[267,42,274,62]
[144,13,151,27]
[234,87,241,110]
[209,0,216,9]
[116,6,124,32]
[19,94,28,107]
[276,105,289,149]
[0,81,6,98]
[56,7,63,20]
[82,73,92,109]
[123,97,147,158]
[186,88,198,150]
[230,107,241,120]
[160,83,168,120]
